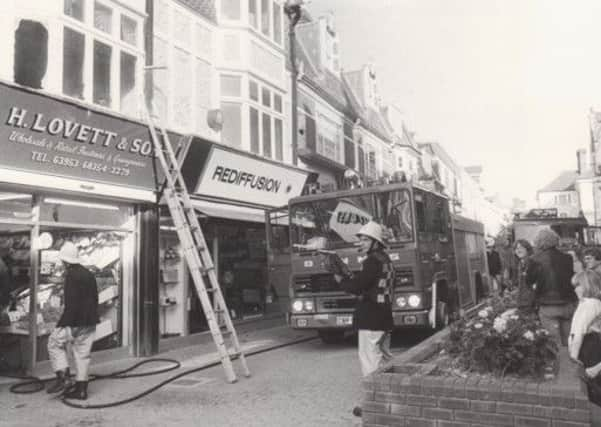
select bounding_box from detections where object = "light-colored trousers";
[358,330,393,377]
[47,326,96,381]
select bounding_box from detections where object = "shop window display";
[8,230,124,352]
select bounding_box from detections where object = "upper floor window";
[248,78,284,161]
[245,0,282,46]
[64,0,84,21]
[397,157,403,168]
[61,0,143,115]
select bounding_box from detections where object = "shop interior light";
[44,197,120,211]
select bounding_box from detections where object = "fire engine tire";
[436,301,449,329]
[318,330,346,344]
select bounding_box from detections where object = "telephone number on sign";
[83,161,130,176]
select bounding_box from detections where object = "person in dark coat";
[46,242,99,400]
[527,229,577,347]
[333,221,394,417]
[486,238,503,293]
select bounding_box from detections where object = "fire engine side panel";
[451,215,487,308]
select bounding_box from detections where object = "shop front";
[157,139,311,340]
[0,81,161,374]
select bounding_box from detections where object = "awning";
[191,199,266,224]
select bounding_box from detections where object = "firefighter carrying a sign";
[332,220,394,417]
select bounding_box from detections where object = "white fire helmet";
[356,221,387,247]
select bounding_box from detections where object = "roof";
[175,0,216,23]
[538,170,578,193]
[418,142,459,173]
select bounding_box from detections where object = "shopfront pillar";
[135,204,159,356]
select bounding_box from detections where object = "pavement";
[0,317,321,426]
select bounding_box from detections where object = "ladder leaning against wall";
[141,98,250,383]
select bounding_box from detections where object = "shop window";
[120,51,136,115]
[221,75,241,97]
[93,40,112,107]
[120,15,137,46]
[273,93,282,113]
[261,0,270,36]
[274,118,283,161]
[261,87,271,107]
[94,2,113,34]
[221,0,241,20]
[64,0,84,21]
[249,0,258,29]
[40,197,132,228]
[14,20,48,90]
[272,3,282,44]
[249,80,259,101]
[63,27,85,99]
[262,113,272,157]
[221,102,242,147]
[250,107,260,154]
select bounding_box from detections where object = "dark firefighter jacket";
[57,264,100,327]
[341,249,394,331]
[526,247,577,306]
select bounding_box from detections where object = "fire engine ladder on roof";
[141,103,250,384]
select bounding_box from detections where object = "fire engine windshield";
[289,189,413,252]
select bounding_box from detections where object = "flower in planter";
[444,292,558,379]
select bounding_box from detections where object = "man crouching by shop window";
[333,221,394,418]
[46,242,99,400]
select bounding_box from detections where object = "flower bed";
[360,300,593,426]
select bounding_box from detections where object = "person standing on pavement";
[513,239,536,313]
[526,229,577,347]
[46,242,99,400]
[486,238,503,294]
[333,221,394,417]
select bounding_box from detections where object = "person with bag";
[333,221,394,417]
[46,242,99,400]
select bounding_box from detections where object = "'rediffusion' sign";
[195,146,308,207]
[0,82,164,191]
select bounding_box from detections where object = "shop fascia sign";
[195,146,308,208]
[0,82,167,191]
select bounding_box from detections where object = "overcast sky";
[307,0,601,205]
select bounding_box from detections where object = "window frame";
[246,77,285,161]
[61,0,144,113]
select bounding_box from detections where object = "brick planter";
[361,328,593,427]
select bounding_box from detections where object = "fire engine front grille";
[394,268,414,288]
[319,298,357,310]
[293,274,340,292]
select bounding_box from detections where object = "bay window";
[246,78,284,161]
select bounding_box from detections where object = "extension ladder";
[141,104,250,383]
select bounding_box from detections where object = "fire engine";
[265,181,490,343]
[511,208,590,253]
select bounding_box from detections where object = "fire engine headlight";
[304,301,314,311]
[396,296,407,308]
[292,300,304,312]
[408,294,421,308]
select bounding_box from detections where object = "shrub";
[444,292,558,379]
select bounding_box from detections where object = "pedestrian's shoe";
[46,368,70,394]
[352,406,362,417]
[63,381,88,400]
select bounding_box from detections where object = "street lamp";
[284,0,303,166]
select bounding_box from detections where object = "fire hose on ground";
[1,334,318,409]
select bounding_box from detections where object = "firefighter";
[333,221,394,417]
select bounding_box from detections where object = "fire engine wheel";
[436,301,449,329]
[318,330,346,344]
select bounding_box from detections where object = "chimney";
[577,148,589,175]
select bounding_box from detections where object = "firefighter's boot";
[46,368,70,394]
[64,381,88,400]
